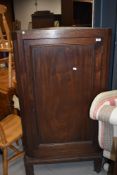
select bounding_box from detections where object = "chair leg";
[2,148,8,175]
[8,52,12,88]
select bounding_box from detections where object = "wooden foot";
[24,156,34,175]
[112,137,117,175]
[108,160,117,175]
[113,161,117,175]
[94,158,102,173]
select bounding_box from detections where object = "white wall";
[13,0,61,30]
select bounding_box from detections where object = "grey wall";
[13,0,61,29]
[94,0,117,89]
[113,25,117,89]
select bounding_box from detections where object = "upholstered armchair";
[90,90,117,173]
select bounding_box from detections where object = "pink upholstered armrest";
[90,90,117,125]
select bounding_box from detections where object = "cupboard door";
[14,28,111,162]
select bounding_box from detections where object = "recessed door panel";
[31,44,94,144]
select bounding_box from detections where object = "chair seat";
[0,114,22,148]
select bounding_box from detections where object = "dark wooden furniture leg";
[24,156,34,175]
[107,137,117,175]
[112,137,117,175]
[113,161,117,175]
[94,157,102,173]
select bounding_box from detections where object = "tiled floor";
[0,156,107,175]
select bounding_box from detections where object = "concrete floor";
[0,155,107,175]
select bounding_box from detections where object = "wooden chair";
[0,114,24,175]
[0,4,14,88]
[0,88,24,175]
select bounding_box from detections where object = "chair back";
[0,4,13,88]
[0,4,12,49]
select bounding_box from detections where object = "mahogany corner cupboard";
[13,28,111,175]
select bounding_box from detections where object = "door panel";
[14,28,111,161]
[22,38,103,158]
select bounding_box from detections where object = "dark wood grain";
[13,27,111,175]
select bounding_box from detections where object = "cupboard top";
[13,27,111,40]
